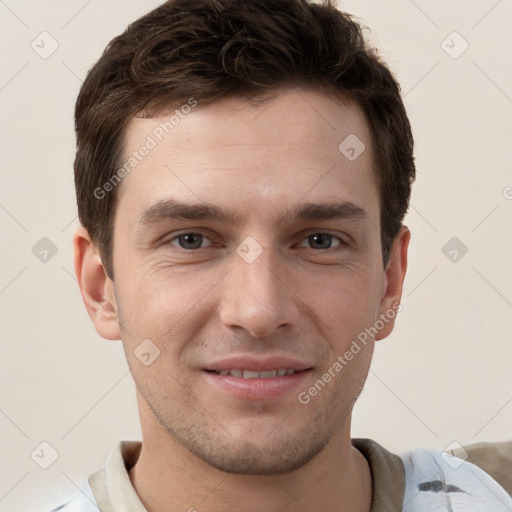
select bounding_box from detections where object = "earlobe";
[375,226,410,341]
[73,226,121,340]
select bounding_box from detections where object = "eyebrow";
[288,201,368,222]
[136,198,369,226]
[137,199,239,225]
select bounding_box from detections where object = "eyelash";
[166,231,348,251]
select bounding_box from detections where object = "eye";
[169,232,212,250]
[298,233,344,250]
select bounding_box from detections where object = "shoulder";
[46,494,99,512]
[43,480,99,512]
[400,443,512,511]
[450,440,512,497]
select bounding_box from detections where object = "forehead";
[117,88,379,225]
[125,88,371,158]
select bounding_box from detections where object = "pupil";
[180,234,202,249]
[310,234,331,249]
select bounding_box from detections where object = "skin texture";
[74,88,410,512]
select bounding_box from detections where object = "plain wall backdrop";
[1,1,511,511]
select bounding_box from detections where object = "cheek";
[297,337,374,424]
[115,262,220,351]
[299,267,382,343]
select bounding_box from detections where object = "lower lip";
[203,370,311,400]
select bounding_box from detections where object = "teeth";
[243,370,260,379]
[215,368,296,378]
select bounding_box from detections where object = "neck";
[129,397,372,512]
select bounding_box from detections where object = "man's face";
[108,88,396,474]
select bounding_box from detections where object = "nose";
[219,246,300,338]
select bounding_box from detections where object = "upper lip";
[205,356,313,372]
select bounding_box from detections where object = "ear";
[375,226,410,341]
[73,226,121,340]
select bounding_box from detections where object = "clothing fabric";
[401,448,512,511]
[48,438,512,512]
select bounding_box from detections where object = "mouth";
[203,357,313,400]
[208,368,300,379]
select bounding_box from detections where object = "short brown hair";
[74,0,415,278]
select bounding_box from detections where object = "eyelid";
[167,230,215,249]
[296,231,350,249]
[163,229,350,251]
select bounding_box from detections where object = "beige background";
[1,1,511,510]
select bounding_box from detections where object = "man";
[59,0,511,511]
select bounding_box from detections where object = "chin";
[181,425,332,476]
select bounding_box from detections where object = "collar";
[89,438,406,512]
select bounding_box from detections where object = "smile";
[213,369,297,378]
